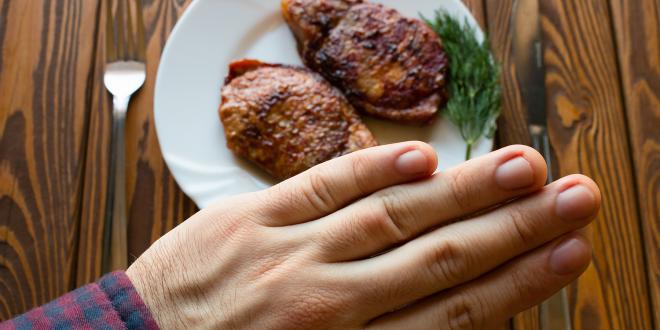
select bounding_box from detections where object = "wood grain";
[74,0,109,286]
[459,1,515,328]
[460,0,487,31]
[609,0,660,326]
[0,0,657,325]
[541,0,653,328]
[124,0,197,263]
[483,0,539,328]
[484,0,532,149]
[75,0,198,285]
[454,3,514,326]
[0,0,100,319]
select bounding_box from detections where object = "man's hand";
[126,142,600,329]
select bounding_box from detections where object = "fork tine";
[105,0,117,62]
[115,0,126,60]
[135,0,147,61]
[125,0,136,60]
[105,0,146,63]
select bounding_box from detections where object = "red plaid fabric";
[1,271,159,330]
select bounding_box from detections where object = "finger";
[345,174,600,314]
[257,142,437,226]
[367,232,592,329]
[310,145,547,261]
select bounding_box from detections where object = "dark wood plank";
[76,0,198,284]
[486,0,648,329]
[461,0,487,31]
[124,0,198,263]
[483,1,539,328]
[0,0,652,327]
[74,0,109,286]
[459,1,514,328]
[540,0,653,328]
[484,0,532,148]
[609,0,660,326]
[0,0,100,319]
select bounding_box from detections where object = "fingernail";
[395,150,429,175]
[495,157,534,190]
[556,185,597,220]
[549,236,590,275]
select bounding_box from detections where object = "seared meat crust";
[282,0,448,124]
[220,59,377,179]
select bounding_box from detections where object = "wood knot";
[556,95,586,128]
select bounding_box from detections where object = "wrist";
[126,245,188,329]
[125,223,220,329]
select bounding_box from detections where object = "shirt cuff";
[1,271,159,330]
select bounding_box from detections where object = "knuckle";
[444,292,485,330]
[203,198,259,235]
[318,213,369,253]
[348,205,387,243]
[375,191,416,242]
[506,205,538,247]
[349,153,374,194]
[303,170,339,214]
[360,277,408,313]
[319,195,412,256]
[426,239,468,285]
[508,266,537,302]
[253,188,290,220]
[447,167,478,213]
[262,184,306,219]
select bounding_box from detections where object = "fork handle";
[103,96,130,272]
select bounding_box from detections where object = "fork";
[102,0,146,272]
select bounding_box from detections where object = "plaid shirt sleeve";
[1,271,159,330]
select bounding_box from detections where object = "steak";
[282,0,449,124]
[219,59,378,179]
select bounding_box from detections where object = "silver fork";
[102,0,146,272]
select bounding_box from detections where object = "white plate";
[155,0,493,208]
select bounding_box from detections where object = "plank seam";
[605,1,658,329]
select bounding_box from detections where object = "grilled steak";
[219,59,377,179]
[282,0,449,124]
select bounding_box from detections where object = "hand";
[126,142,600,329]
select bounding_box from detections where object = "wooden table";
[0,0,657,328]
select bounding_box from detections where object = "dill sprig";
[424,11,502,160]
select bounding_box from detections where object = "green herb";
[423,11,502,160]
